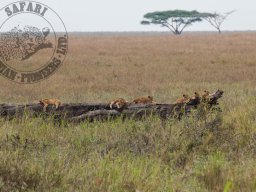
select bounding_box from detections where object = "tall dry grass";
[0,32,255,103]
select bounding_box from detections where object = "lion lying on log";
[0,90,223,123]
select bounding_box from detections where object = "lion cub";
[39,98,61,112]
[192,92,201,100]
[132,96,154,104]
[175,94,190,104]
[187,92,201,105]
[201,90,210,102]
[202,90,210,97]
[109,98,128,109]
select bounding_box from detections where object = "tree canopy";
[141,10,203,35]
[200,10,236,34]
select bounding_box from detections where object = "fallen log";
[0,103,108,120]
[0,90,224,123]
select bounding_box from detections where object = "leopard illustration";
[0,25,53,62]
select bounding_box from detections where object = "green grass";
[0,93,255,191]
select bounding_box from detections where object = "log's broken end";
[209,89,224,106]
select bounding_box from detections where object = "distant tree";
[201,10,236,34]
[141,10,202,35]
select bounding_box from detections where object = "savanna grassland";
[0,32,256,191]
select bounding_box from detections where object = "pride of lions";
[39,90,217,111]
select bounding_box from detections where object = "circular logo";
[0,1,68,83]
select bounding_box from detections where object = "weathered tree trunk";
[0,90,224,123]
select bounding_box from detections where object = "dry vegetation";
[0,32,256,191]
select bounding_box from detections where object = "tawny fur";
[192,92,201,100]
[39,98,61,112]
[109,98,128,109]
[201,90,210,102]
[175,94,190,104]
[132,96,154,104]
[202,90,210,97]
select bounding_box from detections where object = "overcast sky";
[1,0,255,32]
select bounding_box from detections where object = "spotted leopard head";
[0,25,53,62]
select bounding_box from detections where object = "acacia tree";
[141,10,202,35]
[201,10,236,34]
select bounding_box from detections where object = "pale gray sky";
[1,0,255,32]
